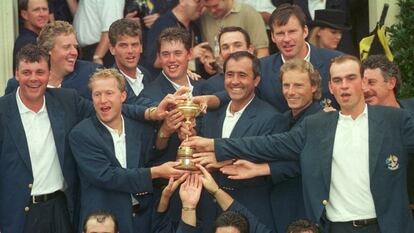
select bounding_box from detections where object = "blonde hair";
[88,68,126,92]
[37,21,76,52]
[280,59,322,100]
[308,26,321,48]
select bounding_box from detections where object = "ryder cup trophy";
[175,96,201,171]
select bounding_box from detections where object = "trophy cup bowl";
[175,99,201,171]
[176,99,201,125]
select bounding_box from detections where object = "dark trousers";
[328,221,381,233]
[23,192,73,233]
[80,43,114,68]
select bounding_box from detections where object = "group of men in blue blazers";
[184,54,414,233]
[209,58,324,233]
[69,69,187,233]
[258,4,341,112]
[3,2,414,233]
[0,44,177,233]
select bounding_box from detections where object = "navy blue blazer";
[69,115,156,233]
[258,45,341,112]
[399,98,414,207]
[214,105,414,233]
[197,96,287,232]
[268,101,322,233]
[0,88,94,233]
[204,73,225,94]
[5,60,101,99]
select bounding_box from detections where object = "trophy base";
[175,157,198,171]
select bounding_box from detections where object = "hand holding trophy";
[175,92,201,171]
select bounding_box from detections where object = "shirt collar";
[281,42,311,63]
[162,71,194,92]
[100,115,125,137]
[16,87,46,114]
[225,96,255,117]
[119,67,143,83]
[339,104,368,120]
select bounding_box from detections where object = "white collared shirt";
[100,116,138,205]
[47,84,61,88]
[221,97,254,138]
[119,68,145,96]
[162,71,194,95]
[326,105,377,221]
[100,116,127,168]
[16,88,65,195]
[281,42,311,63]
[308,0,326,20]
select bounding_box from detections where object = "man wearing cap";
[308,9,351,51]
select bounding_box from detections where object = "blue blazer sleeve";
[69,122,154,193]
[151,210,175,233]
[4,77,18,95]
[176,221,200,233]
[269,161,301,184]
[215,123,305,162]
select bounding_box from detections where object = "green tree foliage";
[388,0,414,98]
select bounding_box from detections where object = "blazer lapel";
[320,112,339,188]
[45,91,66,166]
[309,45,324,72]
[92,116,122,167]
[124,118,139,168]
[367,107,385,178]
[229,98,257,137]
[215,105,226,138]
[6,93,32,171]
[160,74,177,95]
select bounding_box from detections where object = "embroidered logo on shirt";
[385,155,399,171]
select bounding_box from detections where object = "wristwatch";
[158,131,169,139]
[93,55,103,61]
